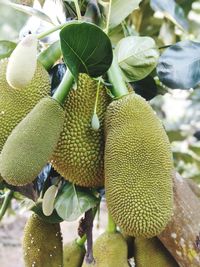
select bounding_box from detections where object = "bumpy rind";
[23,214,63,267]
[50,74,110,187]
[0,58,50,153]
[63,240,85,267]
[82,232,129,267]
[105,93,173,238]
[0,97,64,186]
[134,237,179,267]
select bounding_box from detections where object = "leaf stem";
[107,54,129,98]
[76,234,87,246]
[37,23,66,40]
[74,0,82,20]
[52,68,74,105]
[105,0,112,34]
[106,212,116,233]
[0,190,14,221]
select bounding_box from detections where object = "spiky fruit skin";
[63,240,85,267]
[134,237,179,267]
[0,59,50,154]
[23,214,63,267]
[105,93,173,238]
[50,74,110,187]
[0,97,64,186]
[82,232,129,267]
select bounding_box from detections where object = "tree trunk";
[158,172,200,267]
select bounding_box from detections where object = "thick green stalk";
[52,68,74,105]
[0,190,14,221]
[107,54,129,98]
[107,212,116,233]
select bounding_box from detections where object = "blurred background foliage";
[1,0,200,185]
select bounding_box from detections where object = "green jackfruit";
[82,232,129,267]
[134,237,179,267]
[23,214,63,267]
[105,93,173,238]
[0,97,64,186]
[50,74,110,187]
[63,240,85,267]
[0,58,50,154]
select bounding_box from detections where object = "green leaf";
[167,130,185,142]
[0,40,16,60]
[157,40,200,89]
[150,0,188,30]
[60,21,113,80]
[109,0,142,29]
[0,0,54,24]
[115,36,159,82]
[55,183,99,221]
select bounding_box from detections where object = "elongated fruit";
[134,237,179,267]
[0,97,64,186]
[50,74,110,187]
[105,93,173,238]
[82,232,129,267]
[23,214,63,267]
[6,34,38,89]
[63,240,85,267]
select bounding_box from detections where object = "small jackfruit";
[50,74,110,187]
[105,93,173,238]
[6,34,38,89]
[82,232,129,267]
[63,240,85,267]
[0,97,64,186]
[23,213,63,267]
[0,58,50,154]
[134,237,179,267]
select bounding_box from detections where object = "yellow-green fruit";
[134,237,179,267]
[0,97,64,186]
[63,240,85,267]
[82,232,129,267]
[51,74,110,187]
[105,93,173,238]
[0,58,50,154]
[23,214,63,267]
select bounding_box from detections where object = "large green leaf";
[115,36,159,82]
[55,183,99,221]
[0,40,16,60]
[157,40,200,89]
[60,21,113,80]
[109,0,142,29]
[150,0,188,30]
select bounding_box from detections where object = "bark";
[158,172,200,267]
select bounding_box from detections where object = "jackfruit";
[82,232,129,267]
[105,93,173,238]
[0,58,50,154]
[6,34,38,89]
[50,74,110,187]
[23,213,63,267]
[0,97,64,186]
[63,240,85,267]
[134,237,179,267]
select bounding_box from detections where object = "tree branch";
[158,172,200,267]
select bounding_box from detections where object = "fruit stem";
[107,54,129,98]
[76,234,87,247]
[0,190,14,221]
[52,68,74,105]
[107,212,116,233]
